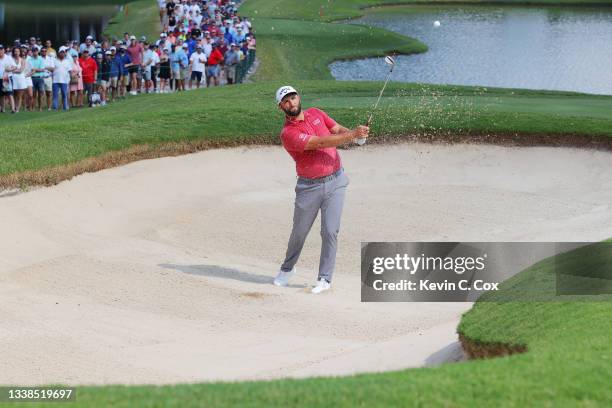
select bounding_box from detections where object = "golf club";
[356,55,396,145]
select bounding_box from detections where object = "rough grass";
[2,81,612,189]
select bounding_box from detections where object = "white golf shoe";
[311,278,331,294]
[273,267,295,287]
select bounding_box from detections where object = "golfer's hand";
[353,125,369,139]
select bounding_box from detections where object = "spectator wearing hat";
[47,46,73,111]
[142,43,159,93]
[97,51,112,105]
[69,51,83,108]
[223,43,239,85]
[0,44,17,113]
[170,43,188,91]
[79,49,98,103]
[206,43,223,87]
[79,36,96,55]
[126,36,144,95]
[189,45,206,89]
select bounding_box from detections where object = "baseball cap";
[86,35,93,40]
[58,46,68,52]
[182,44,188,48]
[275,85,298,105]
[105,51,112,55]
[140,36,147,41]
[130,35,136,40]
[160,32,167,37]
[110,46,117,51]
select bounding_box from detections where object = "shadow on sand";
[159,263,307,288]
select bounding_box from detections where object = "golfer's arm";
[330,124,349,134]
[304,131,356,150]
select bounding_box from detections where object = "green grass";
[103,0,161,42]
[2,81,612,177]
[3,244,610,408]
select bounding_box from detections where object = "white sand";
[1,143,611,386]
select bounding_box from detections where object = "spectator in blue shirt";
[117,47,132,97]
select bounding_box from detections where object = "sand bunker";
[1,143,611,385]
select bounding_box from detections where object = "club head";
[384,55,396,66]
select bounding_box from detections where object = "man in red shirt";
[206,44,224,87]
[79,50,98,104]
[273,85,369,294]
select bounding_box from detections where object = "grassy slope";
[4,245,610,408]
[103,0,161,42]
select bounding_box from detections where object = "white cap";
[275,85,298,105]
[110,46,117,51]
[86,35,93,40]
[130,35,136,40]
[58,46,68,52]
[160,32,167,37]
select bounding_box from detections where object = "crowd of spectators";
[0,0,255,113]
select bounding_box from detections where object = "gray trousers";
[281,169,349,282]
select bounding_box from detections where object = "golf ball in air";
[433,20,441,27]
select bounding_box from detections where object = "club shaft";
[367,66,394,126]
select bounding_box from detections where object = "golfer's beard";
[283,103,302,117]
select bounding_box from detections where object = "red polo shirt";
[79,56,98,84]
[280,107,341,179]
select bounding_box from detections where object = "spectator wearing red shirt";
[205,44,224,87]
[79,50,98,101]
[272,85,369,294]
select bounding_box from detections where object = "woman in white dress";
[10,47,27,112]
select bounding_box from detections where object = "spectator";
[10,47,27,113]
[126,36,144,95]
[206,43,223,87]
[143,43,159,93]
[41,47,55,110]
[189,45,206,89]
[109,47,121,101]
[117,46,132,97]
[79,49,98,103]
[97,52,112,105]
[0,44,17,113]
[69,53,83,107]
[158,50,171,93]
[48,46,73,111]
[223,43,239,85]
[26,46,46,111]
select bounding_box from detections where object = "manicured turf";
[2,81,612,178]
[3,244,610,408]
[103,0,161,42]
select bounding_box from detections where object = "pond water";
[330,5,612,95]
[0,1,120,47]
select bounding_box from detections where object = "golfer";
[273,85,369,294]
